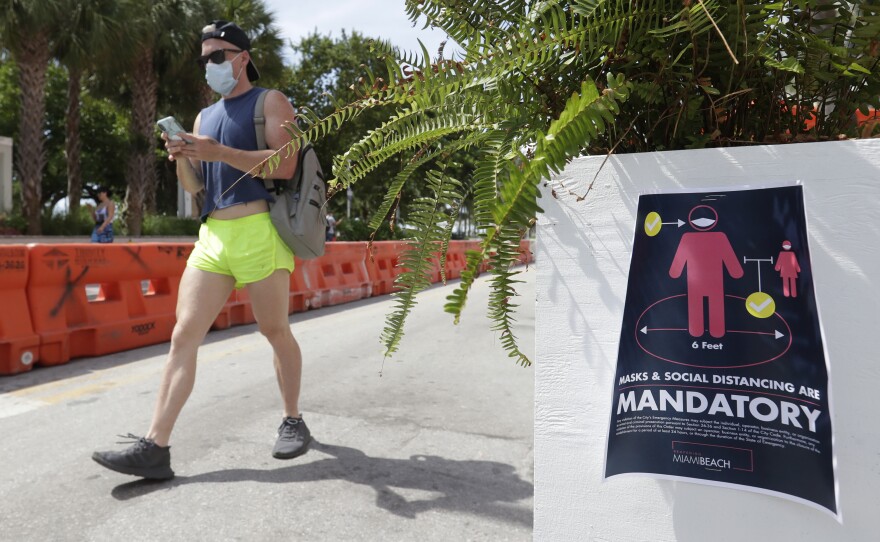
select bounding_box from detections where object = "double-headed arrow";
[640,326,784,339]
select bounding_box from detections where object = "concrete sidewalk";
[0,269,535,541]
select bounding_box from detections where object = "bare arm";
[166,90,298,181]
[163,114,205,195]
[105,200,115,224]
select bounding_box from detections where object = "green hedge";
[336,217,404,241]
[0,210,202,238]
[141,214,200,236]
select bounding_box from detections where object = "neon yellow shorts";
[187,212,294,289]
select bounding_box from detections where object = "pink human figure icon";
[774,239,801,297]
[669,205,744,338]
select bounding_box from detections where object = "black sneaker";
[92,434,174,480]
[273,416,311,459]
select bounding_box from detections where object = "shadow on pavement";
[110,440,533,526]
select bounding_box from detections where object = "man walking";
[93,20,310,479]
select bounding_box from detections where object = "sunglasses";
[196,48,242,69]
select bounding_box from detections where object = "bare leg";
[147,267,235,446]
[248,269,302,417]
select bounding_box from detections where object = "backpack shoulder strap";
[253,88,270,150]
[254,89,276,192]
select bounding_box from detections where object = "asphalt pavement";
[0,268,535,541]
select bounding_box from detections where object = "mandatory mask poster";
[604,184,838,517]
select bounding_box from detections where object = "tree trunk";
[16,31,51,235]
[66,67,83,215]
[124,47,159,237]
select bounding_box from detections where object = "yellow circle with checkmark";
[746,292,776,318]
[644,212,662,237]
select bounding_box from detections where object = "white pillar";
[177,183,193,218]
[0,136,12,213]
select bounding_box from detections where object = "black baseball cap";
[201,20,260,82]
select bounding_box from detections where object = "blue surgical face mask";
[205,52,243,96]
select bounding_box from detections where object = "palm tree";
[115,0,213,236]
[0,0,64,234]
[55,0,123,215]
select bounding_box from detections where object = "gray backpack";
[254,89,327,259]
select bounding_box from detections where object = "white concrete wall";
[535,140,880,541]
[0,136,12,213]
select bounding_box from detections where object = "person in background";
[326,212,337,241]
[90,186,115,243]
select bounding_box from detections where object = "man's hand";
[161,131,187,162]
[163,132,223,163]
[161,130,205,194]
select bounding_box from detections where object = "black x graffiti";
[124,246,150,272]
[49,265,91,318]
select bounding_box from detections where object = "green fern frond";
[441,130,514,323]
[530,74,631,180]
[378,5,650,108]
[331,100,487,187]
[367,133,486,234]
[649,0,719,39]
[443,249,486,324]
[275,1,880,368]
[486,227,531,367]
[443,74,630,351]
[380,169,464,357]
[471,130,514,231]
[405,0,528,47]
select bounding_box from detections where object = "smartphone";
[157,116,188,142]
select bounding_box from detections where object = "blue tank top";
[198,87,273,220]
[95,205,110,223]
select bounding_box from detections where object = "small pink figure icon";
[774,239,801,298]
[669,205,744,338]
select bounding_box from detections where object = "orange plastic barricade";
[0,246,41,375]
[855,108,880,125]
[212,287,258,330]
[459,240,490,273]
[305,242,372,307]
[444,242,468,280]
[211,297,233,330]
[518,239,534,265]
[27,243,191,365]
[209,255,323,330]
[420,242,460,283]
[366,241,405,296]
[289,258,319,312]
[226,288,257,326]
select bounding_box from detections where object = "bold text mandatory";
[617,389,821,432]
